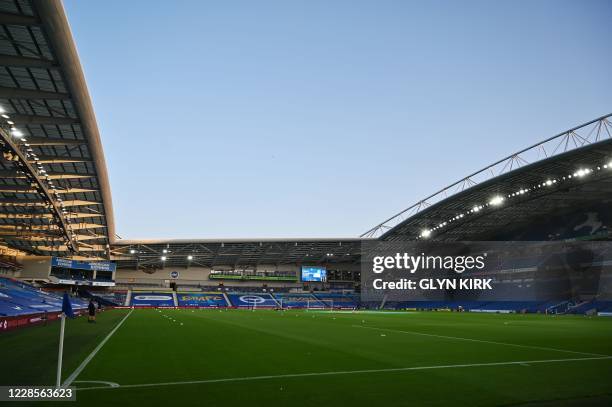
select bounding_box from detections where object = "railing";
[362,113,612,238]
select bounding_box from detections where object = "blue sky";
[63,0,612,239]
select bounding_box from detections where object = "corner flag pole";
[56,313,65,388]
[57,292,75,388]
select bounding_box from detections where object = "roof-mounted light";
[574,168,591,178]
[489,196,504,206]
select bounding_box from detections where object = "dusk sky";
[63,0,612,239]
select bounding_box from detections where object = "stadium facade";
[0,0,611,318]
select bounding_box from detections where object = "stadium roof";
[114,120,612,267]
[1,0,610,267]
[111,238,366,269]
[364,114,612,241]
[0,0,114,258]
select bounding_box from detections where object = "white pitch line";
[352,325,609,357]
[62,309,134,387]
[76,355,611,391]
[74,380,119,388]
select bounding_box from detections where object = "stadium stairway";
[172,292,178,307]
[546,301,570,314]
[124,289,132,306]
[271,294,281,308]
[379,294,388,310]
[566,300,597,315]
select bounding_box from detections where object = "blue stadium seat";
[272,293,325,308]
[226,292,278,307]
[0,277,86,317]
[313,293,358,309]
[176,292,228,307]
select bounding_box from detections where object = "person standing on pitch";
[88,299,96,323]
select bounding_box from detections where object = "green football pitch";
[1,308,612,406]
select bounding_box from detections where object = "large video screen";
[301,266,327,282]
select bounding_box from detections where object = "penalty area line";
[62,308,134,387]
[77,355,612,391]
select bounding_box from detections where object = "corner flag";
[57,292,74,387]
[62,292,74,318]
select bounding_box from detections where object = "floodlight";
[489,196,504,206]
[575,168,589,178]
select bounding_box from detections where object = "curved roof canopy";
[0,0,114,258]
[365,114,612,241]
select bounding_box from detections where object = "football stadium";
[0,1,611,406]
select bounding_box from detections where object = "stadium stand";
[0,277,87,316]
[72,290,359,310]
[176,292,228,307]
[0,0,610,324]
[272,293,326,308]
[84,290,127,306]
[226,292,279,308]
[386,300,571,313]
[564,300,612,315]
[314,293,359,309]
[597,301,612,312]
[130,292,175,307]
